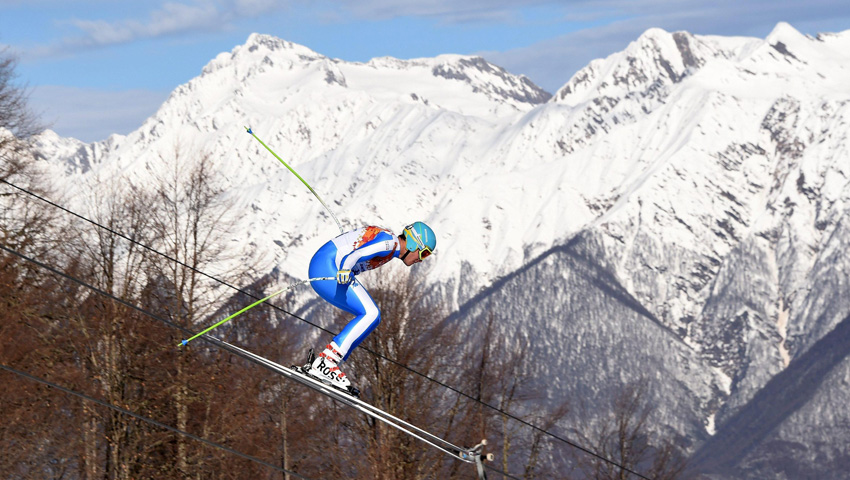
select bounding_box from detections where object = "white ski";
[205,336,494,477]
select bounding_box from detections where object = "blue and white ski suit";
[309,226,400,361]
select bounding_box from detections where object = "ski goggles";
[404,225,434,261]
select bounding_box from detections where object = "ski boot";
[299,343,360,397]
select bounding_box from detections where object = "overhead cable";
[0,180,652,480]
[0,363,311,479]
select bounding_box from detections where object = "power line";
[0,178,335,334]
[0,179,653,480]
[0,243,513,480]
[0,363,311,479]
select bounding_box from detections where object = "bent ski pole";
[245,126,344,234]
[179,276,334,347]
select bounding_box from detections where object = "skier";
[305,222,436,391]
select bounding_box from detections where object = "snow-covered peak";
[552,27,728,106]
[427,55,551,105]
[187,34,550,121]
[759,21,820,66]
[200,33,328,80]
[30,33,556,285]
[31,129,111,175]
[363,53,550,106]
[243,32,323,56]
[34,26,850,290]
[766,21,807,45]
[551,23,850,110]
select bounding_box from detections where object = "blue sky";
[2,0,848,142]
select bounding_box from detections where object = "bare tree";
[462,310,571,479]
[0,48,42,174]
[61,178,161,480]
[0,248,102,479]
[0,49,58,260]
[0,53,310,478]
[573,379,688,480]
[145,146,252,475]
[0,48,93,479]
[293,272,577,480]
[292,266,466,479]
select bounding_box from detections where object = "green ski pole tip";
[181,339,188,346]
[245,126,253,134]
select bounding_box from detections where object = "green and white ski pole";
[179,276,334,347]
[245,126,344,235]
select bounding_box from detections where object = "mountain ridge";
[29,23,850,477]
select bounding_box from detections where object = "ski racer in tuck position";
[303,222,436,393]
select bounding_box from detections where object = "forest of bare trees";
[1,50,687,479]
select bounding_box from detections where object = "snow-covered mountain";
[31,23,850,478]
